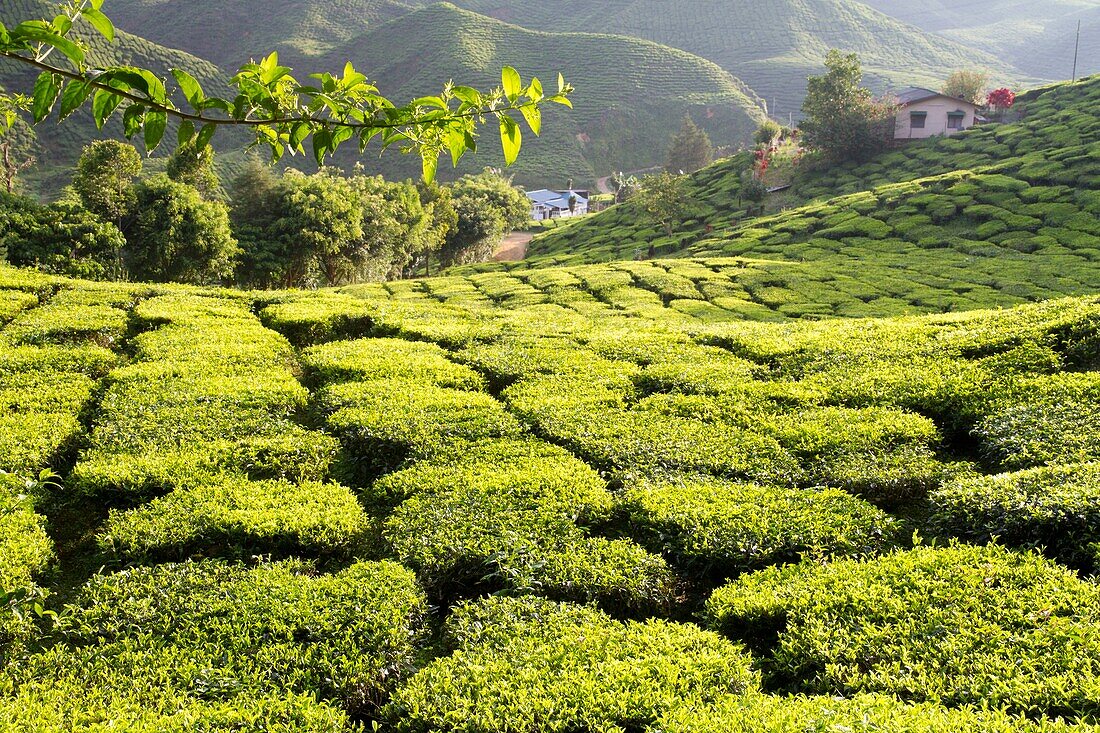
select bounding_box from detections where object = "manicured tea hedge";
[657,692,1098,733]
[386,596,757,731]
[0,559,426,725]
[72,293,338,497]
[379,439,674,610]
[931,462,1100,568]
[303,337,484,389]
[707,544,1100,717]
[622,476,900,576]
[99,476,372,561]
[259,291,376,346]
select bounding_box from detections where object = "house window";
[947,112,965,130]
[910,111,927,129]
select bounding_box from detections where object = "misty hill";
[103,0,418,68]
[0,0,236,195]
[317,3,767,186]
[861,0,1100,80]
[434,0,1024,119]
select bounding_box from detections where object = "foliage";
[988,87,1017,108]
[754,119,782,146]
[0,193,124,279]
[440,170,529,267]
[637,171,690,246]
[69,140,141,225]
[666,114,713,174]
[931,462,1100,568]
[386,596,757,731]
[0,2,572,181]
[124,174,238,284]
[707,543,1100,716]
[166,138,221,199]
[942,69,989,104]
[800,50,897,164]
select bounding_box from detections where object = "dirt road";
[493,232,534,262]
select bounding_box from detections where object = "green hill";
[104,0,417,68]
[0,0,238,196]
[524,74,1100,268]
[862,0,1100,80]
[437,0,1027,120]
[318,3,767,186]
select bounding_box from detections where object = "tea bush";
[386,596,757,731]
[259,291,376,346]
[99,476,373,561]
[656,692,1098,733]
[931,463,1100,568]
[0,560,426,722]
[707,544,1100,716]
[303,337,484,390]
[622,476,900,576]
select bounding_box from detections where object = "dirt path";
[493,232,534,262]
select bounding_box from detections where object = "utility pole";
[1073,19,1082,82]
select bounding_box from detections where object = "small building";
[526,189,589,220]
[893,88,982,140]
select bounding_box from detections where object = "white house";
[527,189,589,220]
[893,88,982,140]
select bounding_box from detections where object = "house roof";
[895,87,977,108]
[526,189,589,210]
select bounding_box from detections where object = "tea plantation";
[4,229,1100,729]
[523,73,1100,268]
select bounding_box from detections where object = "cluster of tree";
[0,141,529,286]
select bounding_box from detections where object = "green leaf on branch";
[502,66,521,103]
[57,79,91,122]
[144,109,167,152]
[171,69,205,108]
[80,7,115,42]
[177,119,195,146]
[422,150,438,184]
[91,88,122,129]
[499,113,521,166]
[31,71,60,123]
[195,122,216,151]
[13,22,84,66]
[519,103,541,136]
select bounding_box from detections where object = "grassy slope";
[862,0,1100,80]
[318,2,767,187]
[523,74,1100,269]
[438,0,1026,119]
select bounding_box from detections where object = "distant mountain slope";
[105,0,417,68]
[320,3,767,186]
[862,0,1100,80]
[520,74,1100,266]
[437,0,1024,120]
[0,0,237,195]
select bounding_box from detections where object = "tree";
[441,195,505,267]
[609,172,641,204]
[70,140,141,227]
[800,50,897,164]
[665,115,713,174]
[943,70,989,105]
[167,140,222,200]
[637,171,689,257]
[0,3,572,183]
[415,181,458,276]
[229,157,285,288]
[125,175,239,284]
[0,192,124,279]
[451,170,530,232]
[754,120,782,147]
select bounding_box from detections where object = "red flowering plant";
[987,88,1016,110]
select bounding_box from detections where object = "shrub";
[303,337,483,389]
[320,379,522,476]
[707,543,1100,716]
[657,692,1094,733]
[931,462,1100,568]
[20,560,426,719]
[99,476,373,561]
[258,292,376,346]
[386,596,757,731]
[622,476,900,576]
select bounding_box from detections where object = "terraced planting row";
[4,262,1100,729]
